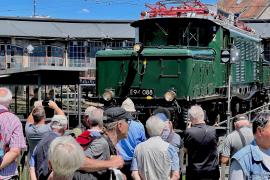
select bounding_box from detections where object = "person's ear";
[257,127,263,136]
[168,121,173,129]
[48,160,52,170]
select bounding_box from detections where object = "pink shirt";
[0,105,26,177]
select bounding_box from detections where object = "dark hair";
[252,111,270,134]
[34,88,39,94]
[153,107,171,121]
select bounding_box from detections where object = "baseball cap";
[103,107,132,123]
[154,113,168,122]
[153,107,171,121]
[51,115,68,129]
[121,98,136,112]
[252,111,270,128]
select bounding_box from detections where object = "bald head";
[234,114,250,129]
[0,87,12,107]
[234,120,251,129]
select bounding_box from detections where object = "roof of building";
[0,16,135,39]
[243,19,270,39]
[217,0,269,19]
[0,66,89,85]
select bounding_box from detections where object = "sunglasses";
[253,112,270,128]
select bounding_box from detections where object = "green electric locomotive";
[94,1,270,128]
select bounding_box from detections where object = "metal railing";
[217,103,270,132]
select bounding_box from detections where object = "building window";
[0,44,23,69]
[30,45,64,66]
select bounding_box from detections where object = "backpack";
[0,109,8,158]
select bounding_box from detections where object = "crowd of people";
[0,86,270,180]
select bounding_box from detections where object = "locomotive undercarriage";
[87,86,269,131]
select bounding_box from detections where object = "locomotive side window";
[223,34,230,49]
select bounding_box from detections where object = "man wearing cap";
[221,114,254,165]
[29,114,68,180]
[230,111,270,179]
[116,98,146,179]
[73,107,129,180]
[0,87,26,179]
[102,107,130,178]
[131,115,180,180]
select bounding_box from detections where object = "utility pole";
[33,0,37,17]
[226,65,231,135]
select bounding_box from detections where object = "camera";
[42,100,49,107]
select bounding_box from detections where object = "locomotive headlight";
[133,43,143,54]
[103,89,115,101]
[164,90,176,102]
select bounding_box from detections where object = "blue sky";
[0,0,216,20]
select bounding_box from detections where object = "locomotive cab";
[131,18,217,47]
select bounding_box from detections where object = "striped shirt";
[0,105,26,178]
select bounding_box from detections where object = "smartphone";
[42,100,49,107]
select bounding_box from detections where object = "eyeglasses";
[253,112,270,128]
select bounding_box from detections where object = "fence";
[218,102,270,132]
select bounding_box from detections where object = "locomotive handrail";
[217,103,270,128]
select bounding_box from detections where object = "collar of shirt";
[0,105,8,111]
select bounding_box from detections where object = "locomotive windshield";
[131,18,217,47]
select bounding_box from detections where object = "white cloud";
[81,8,90,13]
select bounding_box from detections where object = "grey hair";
[0,87,12,107]
[103,121,118,131]
[89,108,104,128]
[146,115,166,137]
[188,105,205,123]
[50,115,68,130]
[48,136,84,177]
[32,106,46,123]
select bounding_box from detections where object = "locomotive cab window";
[134,18,217,47]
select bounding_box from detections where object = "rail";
[217,103,270,180]
[217,103,270,132]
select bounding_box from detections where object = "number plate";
[129,88,154,97]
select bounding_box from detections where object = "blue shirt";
[116,120,146,161]
[230,140,270,180]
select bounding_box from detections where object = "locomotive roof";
[131,17,261,42]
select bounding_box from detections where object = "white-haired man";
[131,115,180,180]
[0,87,26,179]
[117,98,146,179]
[29,114,68,180]
[48,136,85,180]
[184,105,219,180]
[221,114,254,165]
